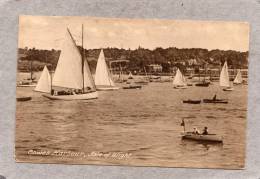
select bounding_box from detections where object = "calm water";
[16,74,247,169]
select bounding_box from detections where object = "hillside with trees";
[17,46,249,74]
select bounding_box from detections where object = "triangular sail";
[35,65,51,93]
[52,29,83,89]
[234,69,243,84]
[83,57,96,90]
[219,61,230,87]
[128,72,133,78]
[173,68,186,86]
[94,49,115,87]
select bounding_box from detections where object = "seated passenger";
[202,127,209,135]
[192,127,200,135]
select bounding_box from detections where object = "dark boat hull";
[195,82,210,87]
[203,99,228,104]
[123,85,142,89]
[183,100,201,104]
[182,134,223,143]
[16,96,32,101]
[182,132,223,143]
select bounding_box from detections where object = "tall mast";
[82,24,85,93]
[30,59,33,80]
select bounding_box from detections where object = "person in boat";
[202,127,208,135]
[213,94,217,100]
[192,127,200,135]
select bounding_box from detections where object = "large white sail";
[173,68,186,86]
[83,57,96,90]
[233,69,243,84]
[94,49,115,87]
[52,29,84,89]
[34,65,51,93]
[219,61,230,87]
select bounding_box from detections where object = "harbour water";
[15,75,247,169]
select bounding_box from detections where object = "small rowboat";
[134,81,149,85]
[181,132,223,143]
[122,85,142,89]
[203,99,228,104]
[16,96,32,102]
[183,100,201,104]
[195,81,210,87]
[223,87,234,91]
[173,86,187,89]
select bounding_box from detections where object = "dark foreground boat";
[16,96,32,102]
[183,100,201,104]
[181,132,223,143]
[122,85,142,89]
[203,99,228,104]
[223,87,234,91]
[195,81,210,87]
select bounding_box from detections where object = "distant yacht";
[94,49,120,91]
[173,68,187,89]
[233,69,243,85]
[34,65,51,93]
[220,61,234,91]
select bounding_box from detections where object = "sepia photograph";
[16,15,249,169]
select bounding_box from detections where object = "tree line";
[18,46,248,73]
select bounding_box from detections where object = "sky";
[18,15,250,52]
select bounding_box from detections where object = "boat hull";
[223,87,234,91]
[96,86,120,91]
[123,85,142,89]
[182,133,223,143]
[42,91,98,100]
[173,86,187,89]
[134,81,149,85]
[195,82,210,87]
[183,100,201,104]
[16,96,32,102]
[17,84,37,87]
[203,99,228,104]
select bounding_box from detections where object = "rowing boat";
[181,132,223,143]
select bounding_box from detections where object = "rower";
[213,94,217,100]
[202,127,208,135]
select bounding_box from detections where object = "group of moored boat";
[183,97,228,104]
[17,26,246,145]
[172,61,245,91]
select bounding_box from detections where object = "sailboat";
[233,69,243,85]
[42,26,98,100]
[34,65,51,93]
[94,49,120,91]
[128,72,133,79]
[173,68,187,89]
[220,61,234,91]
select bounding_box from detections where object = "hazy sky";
[18,15,250,52]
